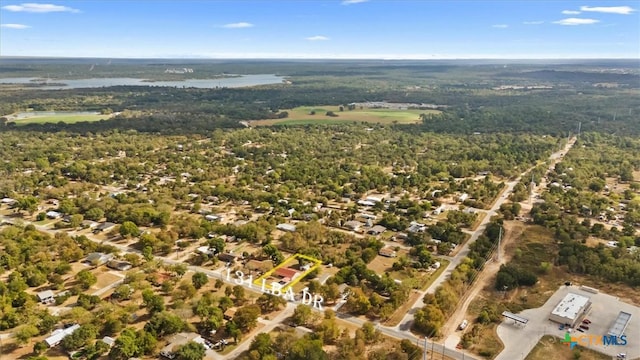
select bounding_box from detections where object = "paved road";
[393,137,577,335]
[221,303,296,359]
[0,138,577,360]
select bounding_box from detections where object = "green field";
[11,113,109,125]
[249,105,440,126]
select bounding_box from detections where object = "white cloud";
[523,21,544,25]
[562,10,581,15]
[492,24,508,28]
[0,23,31,29]
[1,3,79,13]
[222,22,254,28]
[580,6,636,15]
[553,18,600,25]
[341,0,368,4]
[306,35,329,41]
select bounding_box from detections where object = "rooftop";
[551,293,590,320]
[274,267,298,280]
[608,311,632,337]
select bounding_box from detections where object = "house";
[276,223,297,232]
[218,252,239,263]
[432,205,445,215]
[196,246,215,256]
[94,222,116,232]
[343,220,364,232]
[86,252,113,266]
[223,308,237,321]
[378,247,397,258]
[367,225,387,236]
[205,214,222,222]
[458,193,469,202]
[37,290,55,304]
[81,220,99,229]
[365,196,384,203]
[407,221,426,233]
[358,213,377,221]
[0,198,17,206]
[205,196,220,204]
[274,267,299,282]
[101,336,116,347]
[161,332,207,359]
[45,324,80,347]
[431,261,441,269]
[46,211,63,219]
[107,260,133,271]
[357,200,376,207]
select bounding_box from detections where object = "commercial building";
[549,293,592,327]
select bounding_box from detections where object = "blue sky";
[0,1,638,58]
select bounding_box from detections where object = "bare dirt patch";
[525,335,609,360]
[383,290,421,326]
[367,250,408,274]
[93,270,123,290]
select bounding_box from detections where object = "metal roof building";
[608,311,632,337]
[549,293,592,327]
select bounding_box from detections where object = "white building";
[45,324,80,347]
[548,293,592,327]
[46,211,62,219]
[276,223,297,232]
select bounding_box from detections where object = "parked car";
[558,324,565,330]
[579,325,589,330]
[459,319,468,330]
[582,319,591,324]
[576,328,585,333]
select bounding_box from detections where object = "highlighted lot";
[253,253,322,292]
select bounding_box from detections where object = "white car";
[459,319,468,330]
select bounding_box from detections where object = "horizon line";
[1,55,639,61]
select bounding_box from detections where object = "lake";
[0,74,285,89]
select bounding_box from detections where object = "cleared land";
[249,105,440,126]
[525,335,609,360]
[8,112,110,125]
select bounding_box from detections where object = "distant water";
[0,74,285,89]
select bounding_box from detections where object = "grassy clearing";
[13,113,108,125]
[525,335,610,360]
[249,105,440,126]
[383,290,422,326]
[463,225,560,358]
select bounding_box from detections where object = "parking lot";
[496,285,640,360]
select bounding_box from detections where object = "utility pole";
[423,337,428,360]
[497,226,502,262]
[577,121,581,137]
[529,173,535,206]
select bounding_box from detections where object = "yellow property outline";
[253,253,322,292]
